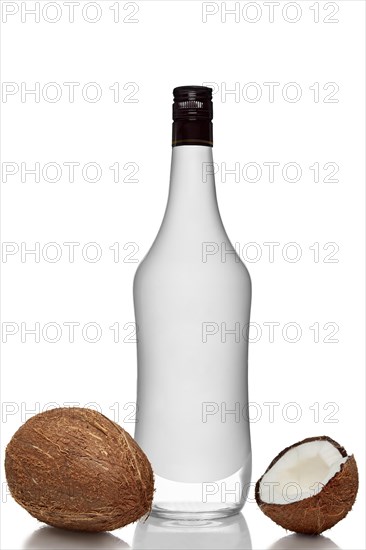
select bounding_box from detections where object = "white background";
[1,1,365,548]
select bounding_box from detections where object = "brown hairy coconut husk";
[255,436,358,535]
[5,407,154,532]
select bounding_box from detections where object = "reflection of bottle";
[133,514,252,550]
[133,86,251,519]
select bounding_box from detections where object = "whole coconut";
[5,407,154,532]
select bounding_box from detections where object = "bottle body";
[133,145,251,519]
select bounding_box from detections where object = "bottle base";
[151,503,243,521]
[146,462,251,526]
[149,459,251,521]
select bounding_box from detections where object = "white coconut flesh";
[259,440,348,505]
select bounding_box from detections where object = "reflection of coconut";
[255,436,358,535]
[269,533,340,550]
[24,526,130,550]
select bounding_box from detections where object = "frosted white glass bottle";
[133,86,251,519]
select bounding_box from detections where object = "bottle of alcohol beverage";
[134,86,251,519]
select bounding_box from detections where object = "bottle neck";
[163,146,220,228]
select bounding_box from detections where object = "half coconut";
[255,436,358,535]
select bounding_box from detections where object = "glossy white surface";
[1,0,364,548]
[1,500,364,549]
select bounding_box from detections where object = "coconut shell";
[5,407,154,532]
[255,436,358,535]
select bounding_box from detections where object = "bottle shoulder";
[134,239,251,289]
[134,208,251,289]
